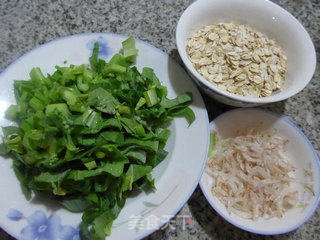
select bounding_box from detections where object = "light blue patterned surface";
[86,36,111,58]
[7,209,79,240]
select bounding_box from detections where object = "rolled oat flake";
[187,22,287,97]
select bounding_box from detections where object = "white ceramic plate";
[200,108,320,235]
[0,33,210,240]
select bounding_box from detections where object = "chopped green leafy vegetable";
[208,132,215,157]
[0,37,195,239]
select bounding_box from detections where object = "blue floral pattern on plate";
[7,208,23,221]
[60,225,80,240]
[7,209,79,240]
[86,36,111,58]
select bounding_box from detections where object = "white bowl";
[176,0,316,107]
[200,108,320,235]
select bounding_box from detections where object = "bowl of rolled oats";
[176,0,316,107]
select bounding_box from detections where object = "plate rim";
[0,32,210,240]
[199,108,320,235]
